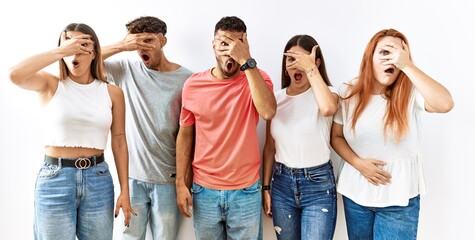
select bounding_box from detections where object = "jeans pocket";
[94,161,110,176]
[37,163,61,179]
[308,169,334,184]
[191,182,203,194]
[242,181,260,194]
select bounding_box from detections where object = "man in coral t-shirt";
[175,16,276,240]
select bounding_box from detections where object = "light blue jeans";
[34,159,114,240]
[343,195,420,240]
[123,179,180,240]
[271,161,337,240]
[191,180,262,240]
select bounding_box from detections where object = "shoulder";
[338,78,357,98]
[106,83,124,100]
[185,69,210,82]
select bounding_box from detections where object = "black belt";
[44,154,104,169]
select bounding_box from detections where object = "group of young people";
[9,15,453,240]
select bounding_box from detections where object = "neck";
[70,75,93,84]
[155,55,180,72]
[286,84,310,96]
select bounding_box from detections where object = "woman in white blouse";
[262,34,339,240]
[331,29,454,240]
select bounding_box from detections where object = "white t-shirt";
[334,82,427,207]
[271,86,337,168]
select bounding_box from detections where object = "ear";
[161,35,167,47]
[316,58,321,68]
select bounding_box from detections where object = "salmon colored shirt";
[180,69,273,190]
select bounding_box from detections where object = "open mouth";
[294,73,303,81]
[141,53,150,62]
[384,67,395,74]
[72,60,80,68]
[226,59,235,72]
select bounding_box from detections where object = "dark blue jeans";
[271,161,337,240]
[343,195,420,240]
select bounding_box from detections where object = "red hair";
[344,29,413,141]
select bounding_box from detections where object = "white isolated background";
[0,1,474,239]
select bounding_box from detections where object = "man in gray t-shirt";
[102,16,193,240]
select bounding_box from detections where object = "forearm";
[9,48,64,86]
[112,137,130,193]
[402,64,454,113]
[330,126,362,168]
[246,68,276,120]
[307,69,338,116]
[102,41,125,60]
[176,126,194,187]
[262,147,275,186]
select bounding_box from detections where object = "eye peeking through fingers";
[220,41,229,47]
[380,50,390,56]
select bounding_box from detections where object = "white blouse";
[334,82,426,207]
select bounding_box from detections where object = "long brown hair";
[344,29,413,141]
[281,35,331,89]
[57,23,106,82]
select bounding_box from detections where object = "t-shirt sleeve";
[333,102,343,125]
[179,81,196,126]
[259,70,274,90]
[413,88,425,111]
[104,57,127,85]
[333,83,349,125]
[180,106,195,126]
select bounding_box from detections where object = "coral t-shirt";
[180,69,273,190]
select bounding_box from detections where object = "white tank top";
[42,78,112,150]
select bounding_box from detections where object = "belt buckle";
[75,157,92,169]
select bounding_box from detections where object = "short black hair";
[214,16,246,35]
[126,16,167,35]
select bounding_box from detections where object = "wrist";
[261,185,271,191]
[306,66,317,75]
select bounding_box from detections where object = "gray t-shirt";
[105,55,193,184]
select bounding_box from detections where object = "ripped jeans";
[271,161,337,240]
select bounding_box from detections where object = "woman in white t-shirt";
[262,34,339,240]
[331,29,454,240]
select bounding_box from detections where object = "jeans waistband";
[44,154,104,170]
[275,160,332,175]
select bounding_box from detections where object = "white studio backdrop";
[0,0,474,239]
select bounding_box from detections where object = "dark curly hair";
[126,16,167,35]
[214,16,246,35]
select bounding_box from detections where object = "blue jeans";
[343,195,420,240]
[191,180,262,240]
[34,158,114,240]
[123,179,180,240]
[271,161,337,240]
